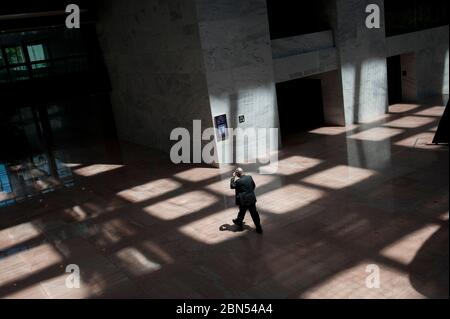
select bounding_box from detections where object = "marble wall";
[271,1,447,125]
[96,0,213,153]
[310,71,346,126]
[271,31,335,59]
[386,25,449,100]
[194,0,280,164]
[96,0,448,161]
[400,53,417,102]
[97,0,279,164]
[275,5,448,125]
[273,48,338,84]
[271,31,339,83]
[416,46,449,100]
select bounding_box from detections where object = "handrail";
[0,54,89,83]
[0,54,87,70]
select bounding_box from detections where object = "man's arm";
[230,177,237,189]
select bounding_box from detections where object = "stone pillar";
[416,45,449,100]
[96,0,213,154]
[194,0,280,164]
[335,0,388,124]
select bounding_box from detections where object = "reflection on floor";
[0,99,448,299]
[0,95,119,208]
[0,153,74,208]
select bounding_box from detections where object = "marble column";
[96,0,213,154]
[335,0,388,124]
[194,0,280,164]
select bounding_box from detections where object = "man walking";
[230,168,263,234]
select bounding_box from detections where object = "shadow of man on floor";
[219,223,253,233]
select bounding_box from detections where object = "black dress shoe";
[232,219,242,226]
[232,219,244,230]
[256,226,263,234]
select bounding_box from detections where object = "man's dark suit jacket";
[230,175,257,206]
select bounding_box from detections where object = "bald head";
[235,167,244,177]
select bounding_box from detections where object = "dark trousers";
[236,203,261,228]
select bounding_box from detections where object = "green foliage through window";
[5,47,25,65]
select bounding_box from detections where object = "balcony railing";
[0,55,89,84]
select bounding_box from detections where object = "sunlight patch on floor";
[275,155,323,176]
[73,164,124,177]
[258,184,325,214]
[389,104,421,114]
[302,165,377,190]
[174,167,232,183]
[383,116,436,129]
[144,191,218,220]
[117,178,181,203]
[414,106,445,117]
[308,127,351,136]
[300,260,424,299]
[394,132,437,149]
[349,127,404,142]
[380,224,441,265]
[178,208,248,245]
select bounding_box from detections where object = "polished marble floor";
[0,99,448,299]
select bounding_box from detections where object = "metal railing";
[0,55,89,84]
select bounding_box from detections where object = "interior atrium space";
[0,0,448,302]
